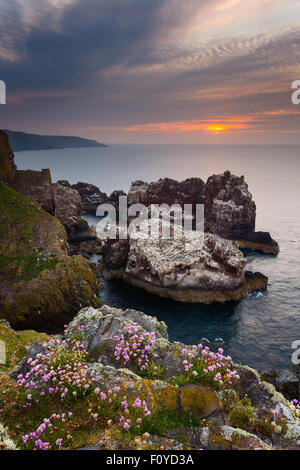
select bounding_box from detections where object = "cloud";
[1,0,300,142]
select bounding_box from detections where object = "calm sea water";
[15,144,300,372]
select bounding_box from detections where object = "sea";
[14,144,300,372]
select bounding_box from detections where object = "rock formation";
[127,171,279,254]
[0,131,89,238]
[8,305,300,450]
[0,130,16,184]
[0,182,101,330]
[11,169,86,236]
[102,221,268,303]
[70,181,109,212]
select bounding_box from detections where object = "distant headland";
[2,129,107,152]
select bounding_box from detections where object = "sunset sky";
[1,0,300,144]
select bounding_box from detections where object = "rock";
[0,134,86,236]
[68,227,103,259]
[125,232,246,290]
[102,226,268,303]
[71,181,108,212]
[0,182,101,330]
[179,384,221,419]
[274,370,299,400]
[127,171,279,254]
[102,237,129,269]
[108,189,127,208]
[167,425,271,450]
[12,170,85,235]
[52,182,84,233]
[88,363,221,419]
[205,171,255,239]
[12,168,54,214]
[66,305,168,366]
[9,305,300,450]
[128,177,206,206]
[0,130,16,184]
[236,231,279,255]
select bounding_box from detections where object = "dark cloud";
[0,0,300,142]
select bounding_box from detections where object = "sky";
[1,0,300,144]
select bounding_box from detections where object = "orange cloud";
[89,108,300,135]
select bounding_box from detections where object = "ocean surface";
[15,144,300,372]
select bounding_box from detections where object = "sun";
[206,124,227,134]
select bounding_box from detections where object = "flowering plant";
[114,323,156,371]
[174,344,240,388]
[16,328,93,404]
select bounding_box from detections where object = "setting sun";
[206,125,226,134]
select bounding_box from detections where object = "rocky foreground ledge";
[1,305,300,451]
[102,228,268,303]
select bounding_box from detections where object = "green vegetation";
[0,321,49,373]
[139,361,166,381]
[229,397,257,429]
[0,182,63,283]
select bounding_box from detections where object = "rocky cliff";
[0,130,16,185]
[2,305,300,451]
[0,182,101,330]
[127,171,279,254]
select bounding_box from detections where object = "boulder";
[71,181,108,212]
[66,305,168,366]
[102,224,268,303]
[169,425,272,450]
[52,182,84,233]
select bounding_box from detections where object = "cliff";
[2,129,107,152]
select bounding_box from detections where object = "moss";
[180,385,220,419]
[0,321,49,372]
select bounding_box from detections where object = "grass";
[139,361,166,381]
[0,322,49,373]
[0,247,58,282]
[0,374,201,450]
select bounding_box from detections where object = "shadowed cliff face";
[0,131,101,331]
[0,182,101,331]
[0,130,16,185]
[0,130,88,236]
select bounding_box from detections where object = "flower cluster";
[16,329,94,403]
[88,384,151,434]
[21,413,74,450]
[176,344,240,388]
[114,323,156,371]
